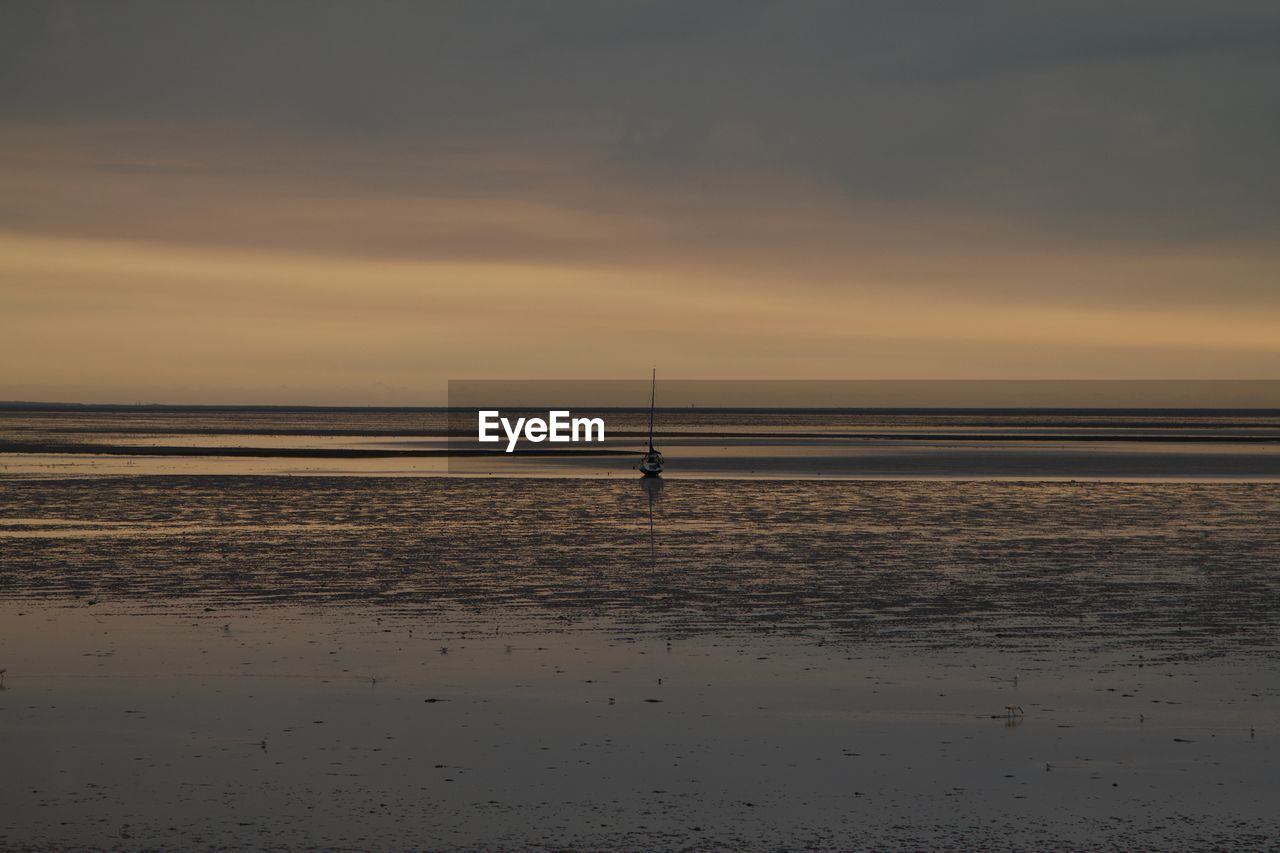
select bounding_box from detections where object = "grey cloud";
[2,1,1279,241]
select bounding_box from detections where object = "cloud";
[2,1,1278,241]
[3,230,1278,404]
[2,2,1278,400]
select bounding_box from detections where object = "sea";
[2,405,1279,479]
[1,406,1278,848]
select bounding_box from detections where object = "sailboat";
[637,368,664,477]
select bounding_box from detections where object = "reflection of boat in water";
[638,368,664,477]
[641,475,664,526]
[640,476,663,565]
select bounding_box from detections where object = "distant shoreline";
[4,402,1280,415]
[0,441,640,459]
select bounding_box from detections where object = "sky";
[2,1,1278,404]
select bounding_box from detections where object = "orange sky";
[2,4,1278,404]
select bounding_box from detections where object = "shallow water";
[2,605,1276,850]
[3,407,1279,479]
[1,477,1278,848]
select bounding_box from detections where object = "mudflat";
[1,476,1277,849]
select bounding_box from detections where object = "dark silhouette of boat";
[638,368,663,477]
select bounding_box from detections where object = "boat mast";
[647,368,656,453]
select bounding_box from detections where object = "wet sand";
[3,406,1280,480]
[1,477,1278,849]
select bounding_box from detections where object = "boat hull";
[638,451,664,478]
